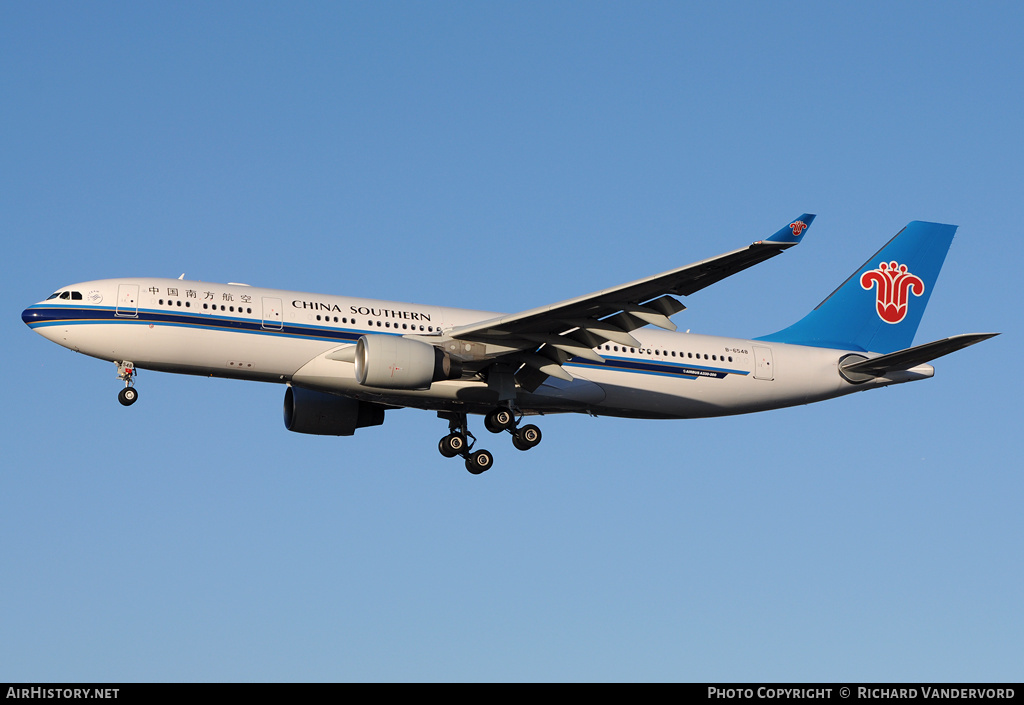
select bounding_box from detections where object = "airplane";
[21,215,997,474]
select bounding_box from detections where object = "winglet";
[763,214,816,245]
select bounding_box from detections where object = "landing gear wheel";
[438,411,494,472]
[118,387,139,406]
[465,449,494,474]
[512,424,541,451]
[484,408,516,433]
[438,433,465,458]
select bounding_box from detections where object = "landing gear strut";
[437,412,494,474]
[116,361,138,406]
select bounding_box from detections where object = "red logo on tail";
[860,261,925,324]
[789,221,808,237]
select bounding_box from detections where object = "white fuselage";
[22,277,932,420]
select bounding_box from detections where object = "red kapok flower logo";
[860,261,925,324]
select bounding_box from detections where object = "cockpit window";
[46,292,60,300]
[60,292,70,300]
[71,291,82,300]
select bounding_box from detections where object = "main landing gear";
[437,407,543,474]
[484,407,542,452]
[438,412,493,474]
[116,361,138,406]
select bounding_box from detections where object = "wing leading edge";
[440,214,816,391]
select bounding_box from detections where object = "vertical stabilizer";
[757,221,957,353]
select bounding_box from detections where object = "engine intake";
[354,334,462,390]
[283,386,386,436]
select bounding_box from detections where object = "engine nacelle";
[354,334,462,390]
[283,386,386,436]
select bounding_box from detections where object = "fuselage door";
[753,344,774,381]
[262,297,283,330]
[115,284,139,318]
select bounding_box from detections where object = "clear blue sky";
[3,2,1020,682]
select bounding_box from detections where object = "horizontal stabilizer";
[840,333,998,377]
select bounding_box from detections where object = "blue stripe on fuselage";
[568,356,745,380]
[23,305,748,380]
[22,305,364,344]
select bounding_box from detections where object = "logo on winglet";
[789,221,808,238]
[860,261,925,324]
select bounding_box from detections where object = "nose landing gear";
[116,361,138,406]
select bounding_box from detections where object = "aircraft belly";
[518,376,606,406]
[63,322,329,381]
[291,347,608,414]
[578,345,849,419]
[586,370,737,418]
[60,315,856,420]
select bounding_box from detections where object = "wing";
[437,214,816,393]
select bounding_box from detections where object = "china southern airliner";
[22,215,996,473]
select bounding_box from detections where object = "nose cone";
[22,306,39,327]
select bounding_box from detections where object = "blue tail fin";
[757,221,957,353]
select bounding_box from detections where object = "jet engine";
[354,334,462,390]
[283,386,386,436]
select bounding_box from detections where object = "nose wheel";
[116,361,138,406]
[118,387,139,406]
